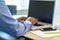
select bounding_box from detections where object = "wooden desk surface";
[24,31,60,40]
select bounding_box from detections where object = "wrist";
[26,17,33,26]
[26,17,31,21]
[26,17,32,23]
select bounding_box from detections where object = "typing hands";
[17,17,38,25]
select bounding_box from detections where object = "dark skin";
[17,17,27,22]
[17,17,38,25]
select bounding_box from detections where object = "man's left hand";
[17,17,27,22]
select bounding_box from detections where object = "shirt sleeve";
[0,0,31,37]
[16,21,31,37]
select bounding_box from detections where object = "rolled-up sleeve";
[0,0,31,37]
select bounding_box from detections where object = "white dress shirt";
[0,0,31,37]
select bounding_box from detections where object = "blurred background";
[5,0,29,15]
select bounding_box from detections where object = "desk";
[24,31,60,40]
[12,15,60,40]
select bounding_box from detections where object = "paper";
[30,30,60,38]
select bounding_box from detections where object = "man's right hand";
[27,17,38,25]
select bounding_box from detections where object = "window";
[5,0,29,15]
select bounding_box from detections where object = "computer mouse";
[40,28,56,31]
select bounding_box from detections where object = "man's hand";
[17,17,27,22]
[27,17,38,25]
[17,17,38,25]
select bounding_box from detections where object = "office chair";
[7,5,17,15]
[0,31,16,40]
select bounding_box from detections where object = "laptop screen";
[28,0,55,24]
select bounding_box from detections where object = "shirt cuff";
[23,21,32,32]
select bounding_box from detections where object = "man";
[0,0,38,38]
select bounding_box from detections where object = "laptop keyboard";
[34,23,44,26]
[31,23,52,31]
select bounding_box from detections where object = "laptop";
[28,0,60,38]
[28,0,56,30]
